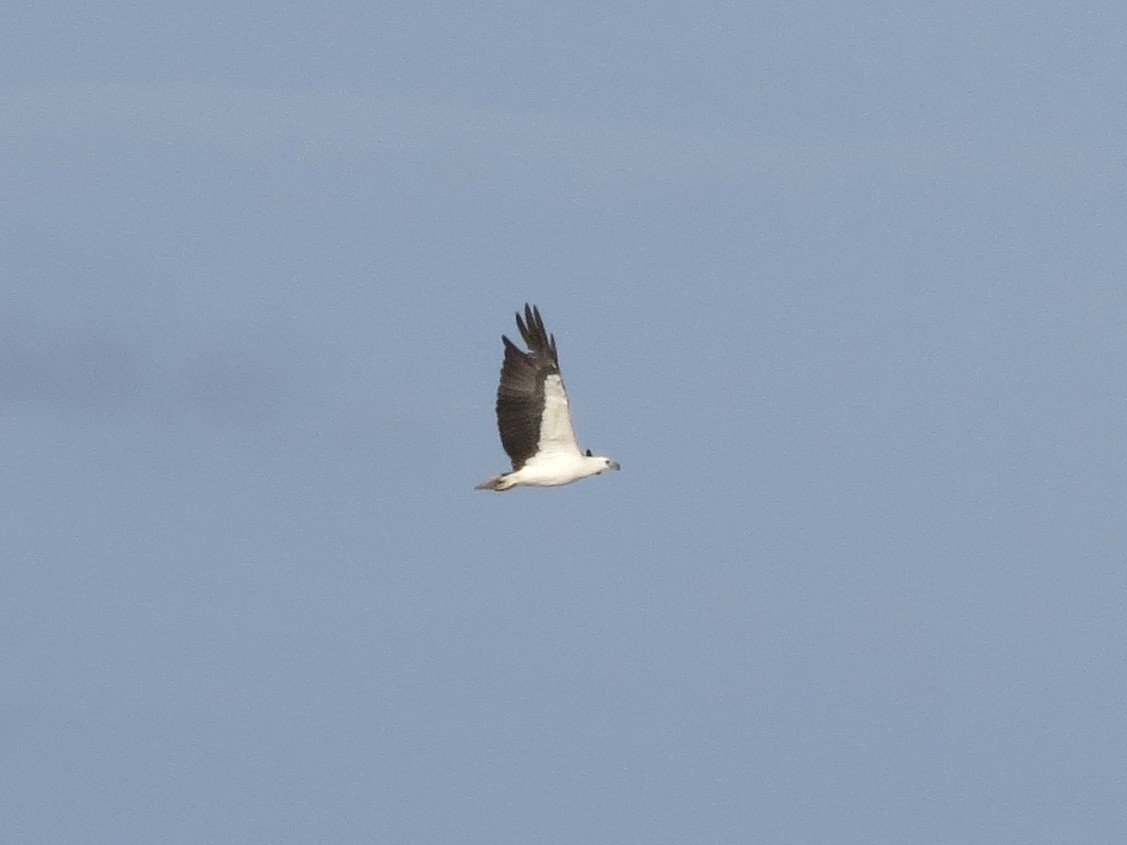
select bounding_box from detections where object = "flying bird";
[476,304,620,491]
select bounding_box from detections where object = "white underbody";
[486,452,611,491]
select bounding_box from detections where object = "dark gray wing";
[494,304,574,469]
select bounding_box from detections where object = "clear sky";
[3,4,1125,843]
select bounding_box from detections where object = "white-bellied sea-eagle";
[475,304,620,491]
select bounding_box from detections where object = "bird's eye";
[585,449,593,457]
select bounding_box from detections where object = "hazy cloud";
[0,323,283,421]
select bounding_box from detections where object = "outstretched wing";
[495,304,581,469]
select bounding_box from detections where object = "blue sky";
[3,4,1125,843]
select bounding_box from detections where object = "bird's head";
[585,448,621,473]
